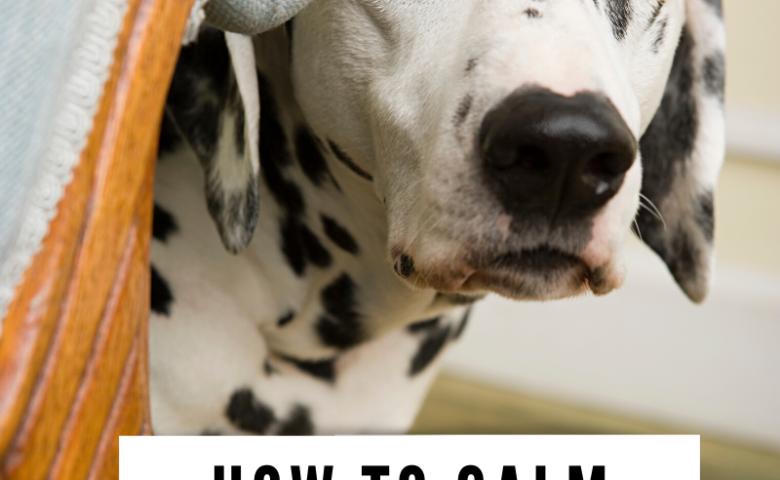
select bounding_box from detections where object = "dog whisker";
[638,193,667,231]
[633,218,644,242]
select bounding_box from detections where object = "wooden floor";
[410,375,780,480]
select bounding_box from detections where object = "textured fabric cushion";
[0,0,129,322]
[204,0,311,35]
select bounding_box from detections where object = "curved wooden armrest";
[0,0,195,478]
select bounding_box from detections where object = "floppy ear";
[636,0,726,303]
[164,28,260,253]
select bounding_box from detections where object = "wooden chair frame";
[0,0,195,478]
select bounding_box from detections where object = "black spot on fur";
[278,405,314,435]
[227,77,245,155]
[152,203,178,242]
[301,223,333,268]
[652,19,667,53]
[256,72,339,277]
[327,140,374,181]
[524,8,540,18]
[435,292,485,306]
[280,216,307,276]
[257,72,304,216]
[636,25,713,297]
[226,388,275,434]
[200,429,223,435]
[165,28,231,160]
[166,28,258,254]
[157,113,181,157]
[696,190,715,243]
[638,27,698,225]
[295,127,333,186]
[648,0,665,27]
[410,325,451,376]
[321,214,359,254]
[666,231,699,284]
[282,356,336,383]
[233,102,245,155]
[316,274,365,349]
[703,53,725,102]
[453,308,472,340]
[257,72,292,165]
[278,311,295,327]
[280,216,333,276]
[396,255,415,278]
[635,26,705,294]
[702,0,722,17]
[465,58,478,73]
[606,0,633,41]
[150,265,173,317]
[408,317,440,333]
[454,95,473,125]
[264,359,276,375]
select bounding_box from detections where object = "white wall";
[723,0,780,162]
[723,0,780,112]
[443,237,780,448]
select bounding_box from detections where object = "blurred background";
[412,2,780,479]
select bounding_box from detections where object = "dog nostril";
[394,254,415,278]
[486,145,549,171]
[484,145,515,168]
[581,151,633,195]
[587,152,633,176]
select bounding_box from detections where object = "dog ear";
[635,0,726,303]
[164,28,260,253]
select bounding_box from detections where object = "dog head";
[288,0,725,302]
[167,0,725,303]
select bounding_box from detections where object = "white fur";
[151,150,464,434]
[150,0,724,434]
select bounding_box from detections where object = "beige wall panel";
[723,0,780,110]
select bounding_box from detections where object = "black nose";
[479,87,637,219]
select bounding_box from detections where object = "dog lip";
[403,245,617,299]
[484,245,586,272]
[463,267,590,300]
[455,245,594,299]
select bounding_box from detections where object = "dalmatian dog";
[150,0,725,435]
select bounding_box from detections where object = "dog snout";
[479,87,637,219]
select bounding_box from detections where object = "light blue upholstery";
[0,0,129,320]
[0,0,94,277]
